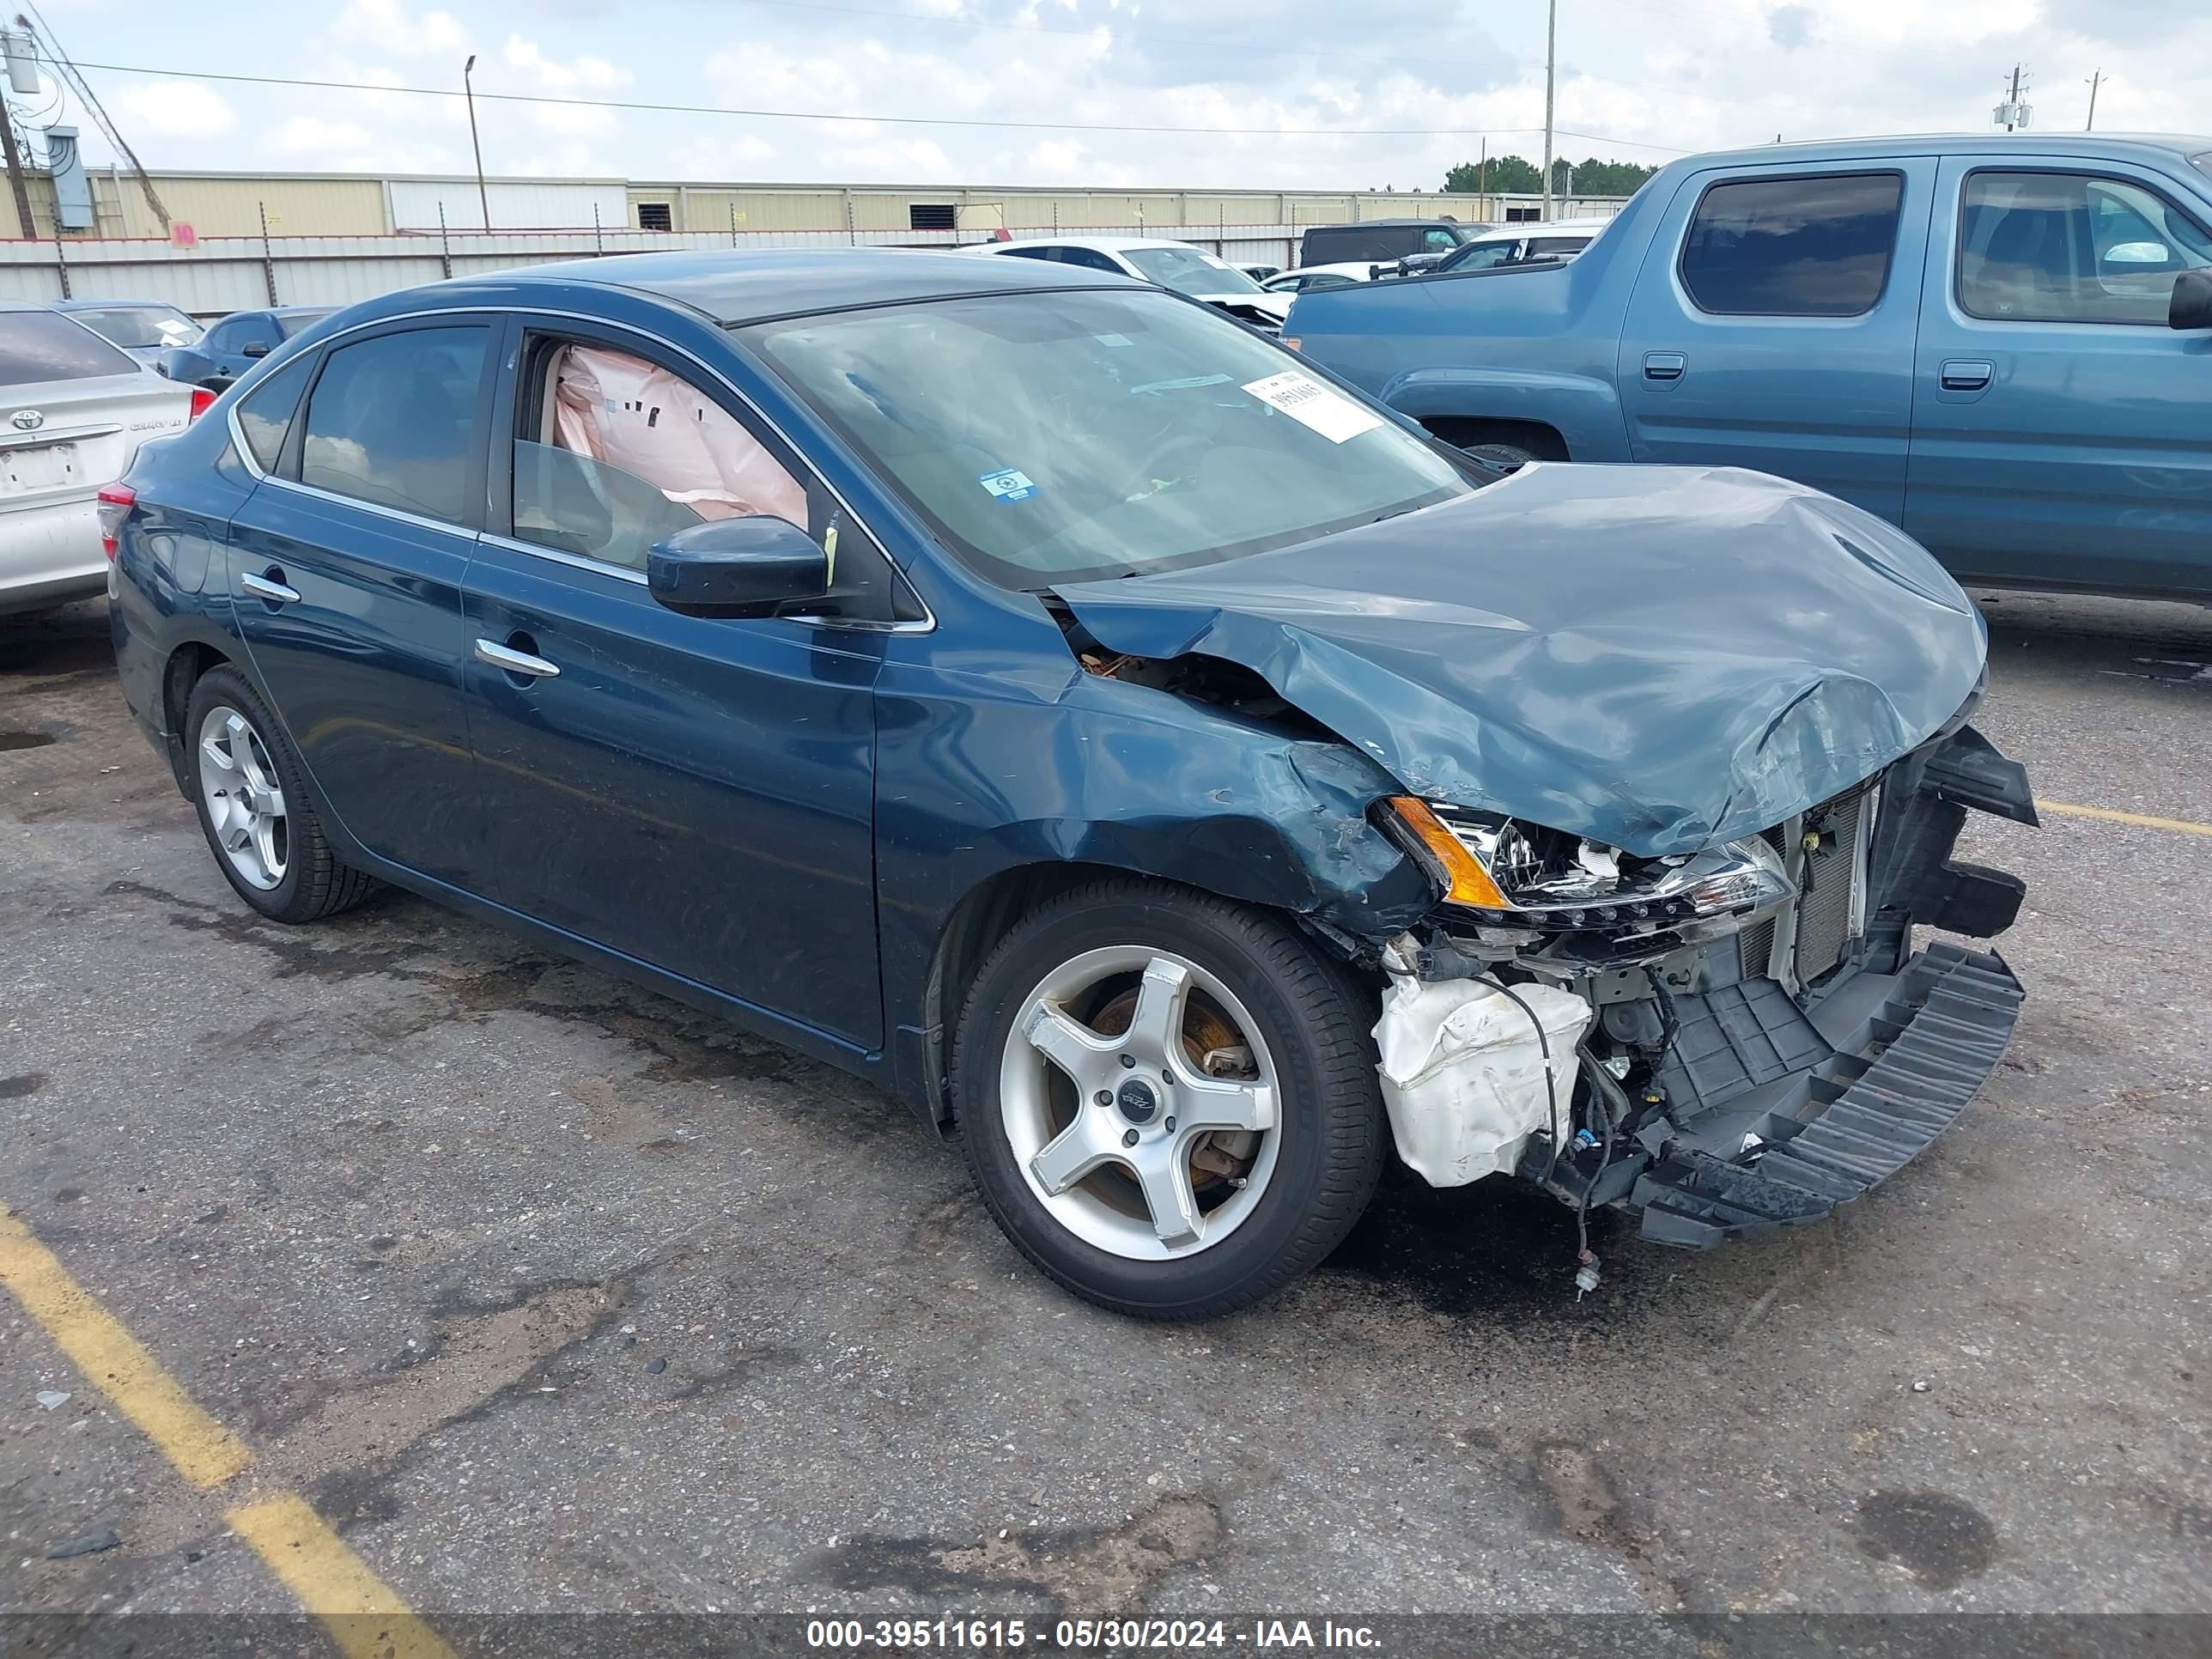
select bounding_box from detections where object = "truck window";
[1957,170,2212,325]
[1679,172,1904,317]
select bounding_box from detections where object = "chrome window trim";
[260,473,476,540]
[228,302,934,634]
[480,530,647,586]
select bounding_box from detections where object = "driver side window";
[1959,170,2212,325]
[508,333,904,622]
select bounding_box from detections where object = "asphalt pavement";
[2,589,2208,1626]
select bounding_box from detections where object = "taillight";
[187,387,216,422]
[96,483,135,561]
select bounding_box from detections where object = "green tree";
[1443,154,1542,194]
[1446,155,1658,198]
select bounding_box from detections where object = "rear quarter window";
[1679,172,1905,317]
[0,310,141,386]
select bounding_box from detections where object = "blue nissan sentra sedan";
[105,250,2036,1318]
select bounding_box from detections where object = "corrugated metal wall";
[387,179,631,233]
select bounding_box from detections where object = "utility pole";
[1541,0,1557,221]
[2084,67,2104,131]
[0,27,35,240]
[1994,64,2032,133]
[464,53,490,230]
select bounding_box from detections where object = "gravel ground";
[2,589,2208,1622]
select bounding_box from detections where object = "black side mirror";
[241,341,270,359]
[2170,269,2212,331]
[647,515,829,619]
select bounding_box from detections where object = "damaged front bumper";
[1378,720,2035,1249]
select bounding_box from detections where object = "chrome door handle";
[1940,359,1994,392]
[1643,350,1686,382]
[474,637,561,678]
[240,571,300,605]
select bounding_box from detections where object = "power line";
[60,57,1693,150]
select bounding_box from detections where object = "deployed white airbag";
[1373,978,1592,1188]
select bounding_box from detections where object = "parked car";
[54,299,204,365]
[0,302,201,616]
[1409,216,1615,275]
[1285,133,2212,600]
[108,250,2032,1317]
[157,305,336,391]
[1235,263,1281,283]
[1262,261,1385,295]
[1297,217,1480,270]
[962,236,1289,327]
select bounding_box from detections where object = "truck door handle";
[474,636,561,679]
[1941,359,1994,392]
[1643,351,1686,382]
[240,569,300,605]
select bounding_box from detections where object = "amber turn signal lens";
[1386,796,1514,910]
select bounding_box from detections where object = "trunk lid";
[0,371,192,509]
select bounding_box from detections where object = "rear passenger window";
[234,354,314,472]
[1680,173,1903,317]
[299,326,488,525]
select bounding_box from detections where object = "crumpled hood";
[1053,463,1988,858]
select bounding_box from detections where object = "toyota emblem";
[10,409,43,431]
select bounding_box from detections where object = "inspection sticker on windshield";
[978,467,1039,503]
[1240,371,1383,444]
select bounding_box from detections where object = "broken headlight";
[1384,797,1791,933]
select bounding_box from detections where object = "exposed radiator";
[1736,791,1869,984]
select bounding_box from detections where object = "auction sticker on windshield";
[1241,370,1383,444]
[978,466,1039,502]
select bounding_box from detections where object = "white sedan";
[963,236,1290,328]
[0,303,200,617]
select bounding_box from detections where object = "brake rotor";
[1089,983,1261,1195]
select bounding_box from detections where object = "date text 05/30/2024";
[805,1619,1383,1650]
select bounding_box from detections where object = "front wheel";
[952,879,1387,1319]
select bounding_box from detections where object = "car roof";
[1273,262,1378,279]
[1306,217,1468,230]
[492,246,1133,325]
[55,298,186,311]
[978,234,1212,254]
[1673,131,2212,171]
[1465,217,1614,240]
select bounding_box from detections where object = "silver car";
[0,303,198,617]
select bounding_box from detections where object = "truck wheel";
[951,879,1387,1319]
[1463,441,1538,472]
[184,665,374,924]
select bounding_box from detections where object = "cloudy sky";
[21,0,2211,191]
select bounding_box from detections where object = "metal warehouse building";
[16,167,1627,241]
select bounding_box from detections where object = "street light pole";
[464,54,490,231]
[1541,0,1557,221]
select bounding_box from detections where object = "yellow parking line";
[2037,799,2212,838]
[0,1206,456,1659]
[0,1207,251,1488]
[228,1494,460,1659]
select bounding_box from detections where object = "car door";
[224,316,494,886]
[206,313,281,387]
[1905,155,2212,595]
[1618,158,1936,520]
[461,317,898,1048]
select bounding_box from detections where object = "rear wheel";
[953,879,1387,1319]
[184,665,374,923]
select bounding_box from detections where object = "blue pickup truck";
[1285,133,2212,600]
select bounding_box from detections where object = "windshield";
[1121,246,1263,295]
[743,288,1468,588]
[66,305,202,349]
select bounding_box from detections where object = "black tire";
[951,878,1387,1319]
[183,664,374,924]
[1462,441,1537,473]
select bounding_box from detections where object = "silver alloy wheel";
[196,704,289,891]
[1000,945,1282,1261]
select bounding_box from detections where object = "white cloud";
[276,116,374,154]
[335,0,466,57]
[504,35,631,92]
[112,81,235,137]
